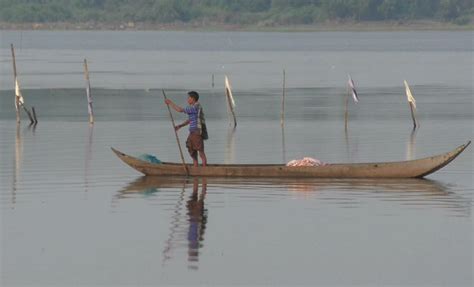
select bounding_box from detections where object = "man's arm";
[165,99,184,112]
[175,119,190,131]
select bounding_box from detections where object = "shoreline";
[1,20,472,32]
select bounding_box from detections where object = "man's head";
[187,91,199,105]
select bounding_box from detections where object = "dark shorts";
[186,132,204,158]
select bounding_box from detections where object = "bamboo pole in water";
[344,85,349,131]
[404,80,418,129]
[11,44,35,124]
[83,59,94,124]
[280,69,286,127]
[409,101,418,129]
[32,107,38,125]
[162,90,189,176]
[22,102,34,124]
[11,44,20,123]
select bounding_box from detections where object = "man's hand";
[165,99,184,112]
[174,124,181,131]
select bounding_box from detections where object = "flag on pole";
[225,75,236,108]
[83,59,94,123]
[347,75,359,103]
[15,78,25,111]
[86,82,93,117]
[404,80,416,109]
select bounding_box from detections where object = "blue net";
[137,154,162,164]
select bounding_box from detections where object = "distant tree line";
[0,0,472,25]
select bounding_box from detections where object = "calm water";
[0,31,473,286]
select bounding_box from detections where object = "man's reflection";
[186,177,207,270]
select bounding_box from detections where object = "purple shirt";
[183,104,199,132]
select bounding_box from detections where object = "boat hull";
[111,141,470,178]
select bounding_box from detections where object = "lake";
[0,30,473,286]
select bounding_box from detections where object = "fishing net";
[137,154,162,164]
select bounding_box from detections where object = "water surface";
[0,30,473,286]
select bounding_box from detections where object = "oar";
[162,89,189,176]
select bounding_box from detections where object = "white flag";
[225,75,236,109]
[15,78,25,111]
[347,75,359,103]
[404,80,416,109]
[86,83,93,116]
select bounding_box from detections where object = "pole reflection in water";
[117,177,209,269]
[12,123,36,208]
[161,183,187,264]
[84,125,94,193]
[12,123,22,208]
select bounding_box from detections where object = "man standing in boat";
[165,91,208,167]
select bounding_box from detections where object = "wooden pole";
[11,44,17,78]
[409,102,418,129]
[83,59,94,124]
[225,127,236,164]
[344,86,349,131]
[281,124,286,164]
[32,107,38,124]
[280,69,286,127]
[211,74,214,88]
[11,43,35,124]
[225,88,237,127]
[21,104,34,124]
[406,128,417,160]
[162,89,189,176]
[344,126,349,159]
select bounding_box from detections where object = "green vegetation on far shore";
[0,0,472,31]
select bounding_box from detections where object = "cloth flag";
[224,75,236,109]
[347,75,359,103]
[404,80,417,109]
[15,78,25,111]
[86,83,94,117]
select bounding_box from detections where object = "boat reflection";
[118,176,470,267]
[122,176,450,193]
[280,178,469,216]
[121,176,469,211]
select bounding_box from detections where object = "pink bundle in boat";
[286,157,327,167]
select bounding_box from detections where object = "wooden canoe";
[111,141,470,178]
